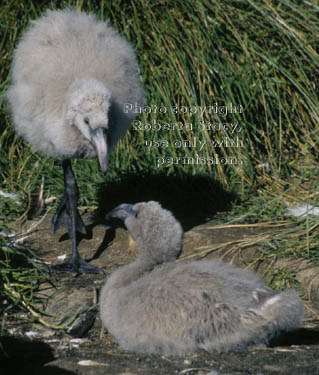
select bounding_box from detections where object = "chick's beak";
[105,203,137,221]
[91,128,108,173]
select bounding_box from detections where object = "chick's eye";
[84,117,90,125]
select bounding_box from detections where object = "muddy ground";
[1,211,319,375]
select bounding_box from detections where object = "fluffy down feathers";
[100,201,303,356]
[7,9,145,159]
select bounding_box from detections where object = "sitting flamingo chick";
[100,201,303,356]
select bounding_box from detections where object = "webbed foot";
[50,257,104,275]
[51,194,87,235]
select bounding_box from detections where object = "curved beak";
[105,203,137,221]
[90,128,108,173]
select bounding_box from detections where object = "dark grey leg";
[51,159,103,274]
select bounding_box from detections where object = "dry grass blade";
[3,283,65,330]
[205,221,290,230]
[178,231,280,262]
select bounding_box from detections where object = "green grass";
[1,0,319,197]
[0,235,52,317]
[1,0,319,321]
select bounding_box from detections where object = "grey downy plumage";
[6,9,145,273]
[100,201,303,356]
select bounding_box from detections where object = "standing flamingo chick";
[100,201,303,356]
[6,9,145,274]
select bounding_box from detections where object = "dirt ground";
[1,211,319,375]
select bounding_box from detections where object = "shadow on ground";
[0,336,74,375]
[95,172,238,230]
[270,328,319,347]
